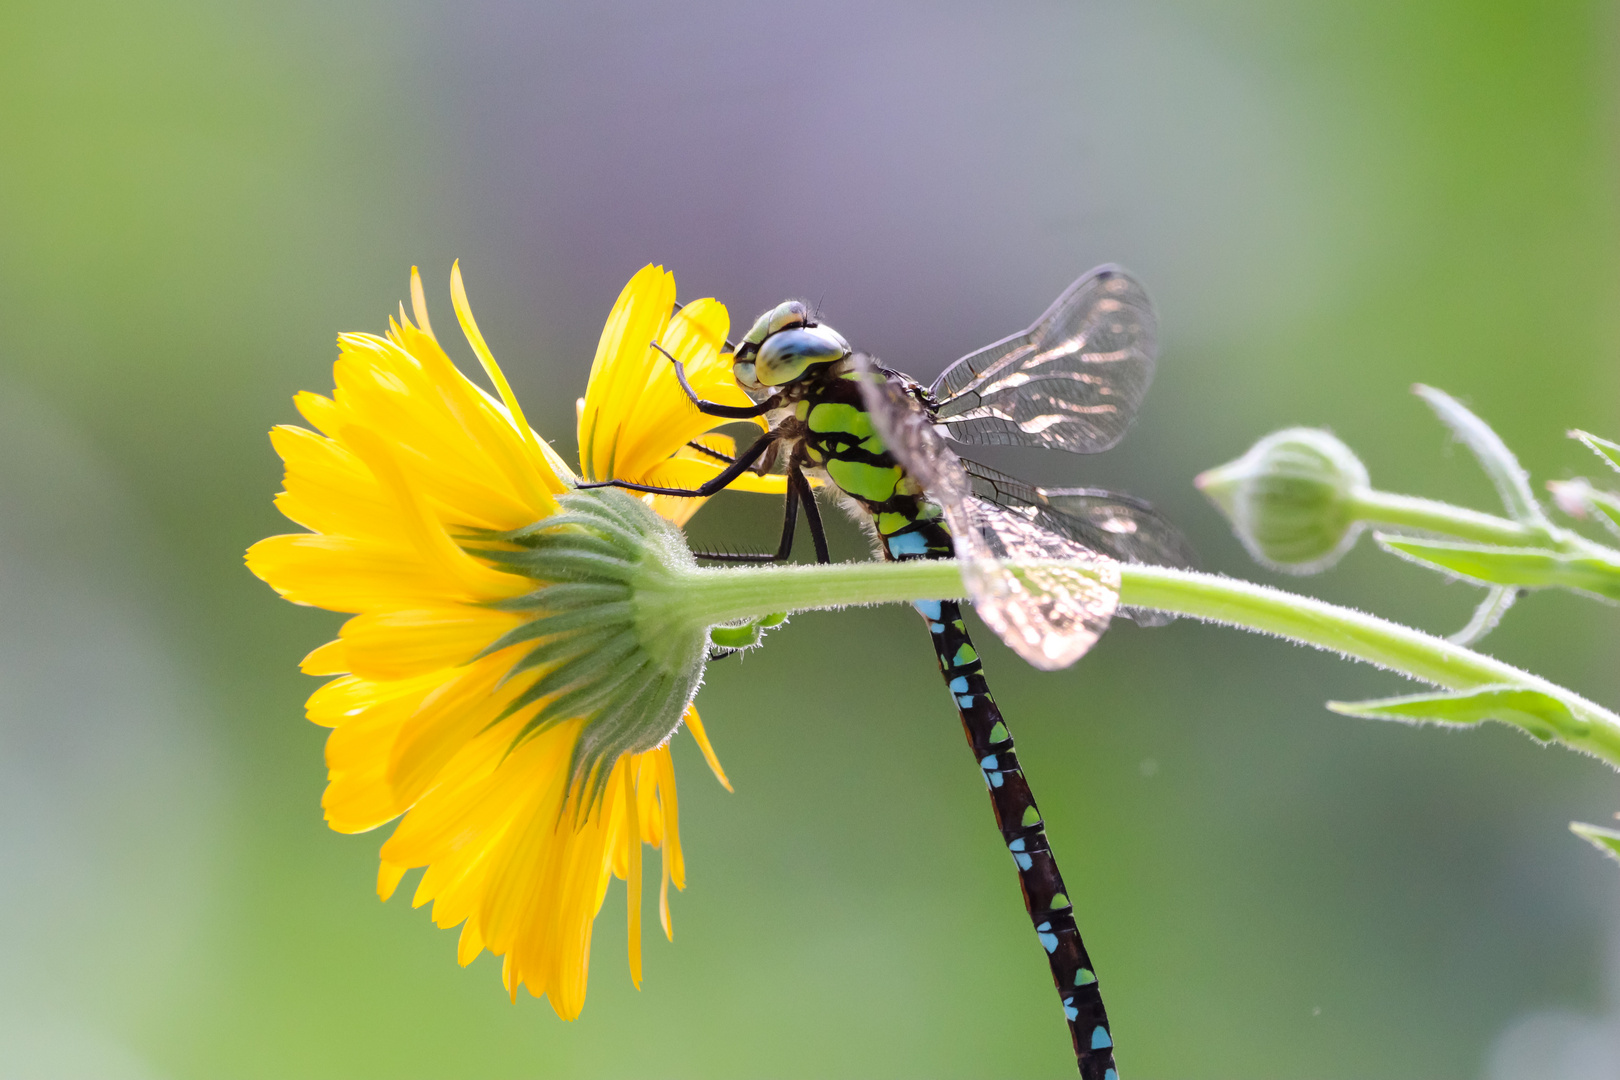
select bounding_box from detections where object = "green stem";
[656,559,1620,767]
[1351,488,1612,557]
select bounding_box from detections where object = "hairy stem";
[1352,489,1612,557]
[643,560,1620,767]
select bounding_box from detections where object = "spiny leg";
[577,430,778,498]
[653,341,777,419]
[690,461,827,565]
[920,598,1118,1080]
[684,439,737,465]
[693,467,800,563]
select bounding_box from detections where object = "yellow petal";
[685,707,732,792]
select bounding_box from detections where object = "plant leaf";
[1414,385,1549,528]
[1377,533,1620,600]
[1570,821,1620,866]
[1328,684,1578,742]
[1570,429,1620,476]
[1448,585,1517,646]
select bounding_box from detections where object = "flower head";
[247,263,735,1019]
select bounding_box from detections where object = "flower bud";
[1196,427,1370,574]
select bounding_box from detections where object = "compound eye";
[732,360,760,390]
[741,300,810,352]
[754,324,850,386]
[765,301,810,336]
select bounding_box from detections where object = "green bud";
[1196,427,1370,574]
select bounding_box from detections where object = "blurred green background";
[2,2,1618,1077]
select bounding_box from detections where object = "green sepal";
[1327,684,1586,742]
[1570,429,1620,476]
[475,545,634,581]
[1376,533,1620,600]
[491,581,631,612]
[1569,821,1620,866]
[498,626,620,683]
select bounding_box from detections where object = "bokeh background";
[3,2,1619,1077]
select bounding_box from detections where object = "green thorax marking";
[770,362,951,556]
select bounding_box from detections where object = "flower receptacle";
[469,489,711,793]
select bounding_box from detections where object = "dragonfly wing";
[956,496,1122,669]
[960,460,1195,568]
[854,356,1120,669]
[852,356,971,505]
[1038,488,1197,570]
[962,460,1194,628]
[929,266,1157,454]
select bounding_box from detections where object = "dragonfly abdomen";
[917,597,1118,1079]
[798,362,1121,1077]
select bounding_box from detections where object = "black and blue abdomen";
[794,380,1119,1077]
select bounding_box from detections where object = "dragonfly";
[581,265,1193,1079]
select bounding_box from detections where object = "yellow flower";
[578,263,789,525]
[246,262,736,1019]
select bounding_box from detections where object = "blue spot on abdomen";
[888,532,929,557]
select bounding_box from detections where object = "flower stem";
[1351,488,1613,557]
[658,560,1620,767]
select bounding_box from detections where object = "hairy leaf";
[1377,534,1620,600]
[1570,429,1620,476]
[1448,585,1518,646]
[1570,821,1620,866]
[1329,684,1578,742]
[1415,385,1549,528]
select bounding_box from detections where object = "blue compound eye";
[754,324,850,386]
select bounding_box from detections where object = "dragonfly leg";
[792,465,831,564]
[684,440,736,465]
[577,430,778,498]
[653,341,778,419]
[693,470,800,563]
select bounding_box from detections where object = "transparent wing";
[929,266,1157,454]
[961,459,1194,628]
[853,355,1120,669]
[954,497,1122,667]
[960,460,1196,570]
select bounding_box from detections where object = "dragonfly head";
[733,300,850,390]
